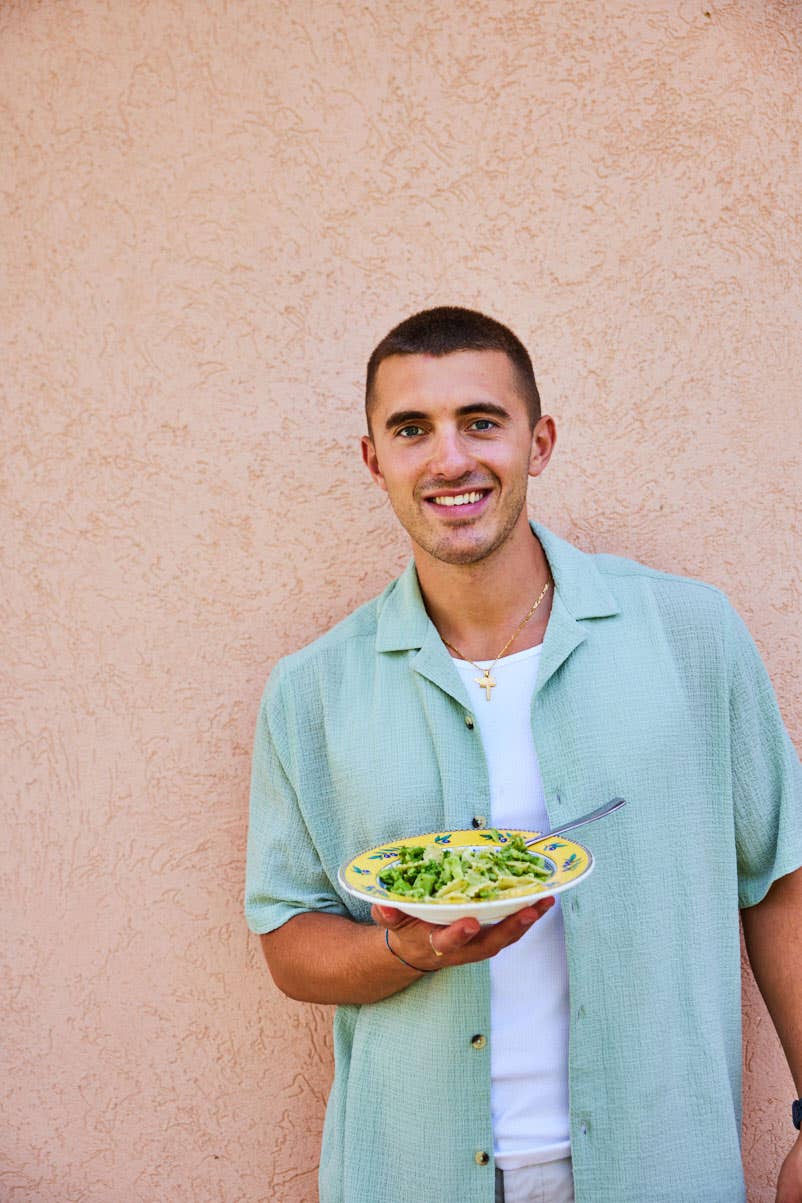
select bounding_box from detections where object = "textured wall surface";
[2,1,800,1201]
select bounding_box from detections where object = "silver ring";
[428,931,444,957]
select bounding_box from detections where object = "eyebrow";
[384,401,512,431]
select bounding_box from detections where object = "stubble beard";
[397,478,530,567]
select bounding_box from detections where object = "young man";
[246,307,802,1203]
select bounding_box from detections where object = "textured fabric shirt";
[245,524,802,1203]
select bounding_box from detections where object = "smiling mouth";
[427,490,489,508]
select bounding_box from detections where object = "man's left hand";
[777,1133,802,1203]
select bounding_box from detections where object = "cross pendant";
[475,668,496,701]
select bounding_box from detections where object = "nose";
[426,425,476,481]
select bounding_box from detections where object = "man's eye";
[397,425,424,438]
[469,418,497,431]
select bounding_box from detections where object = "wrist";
[383,927,436,974]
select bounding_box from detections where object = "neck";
[413,519,553,661]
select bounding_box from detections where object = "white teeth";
[431,491,484,507]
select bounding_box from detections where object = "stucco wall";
[2,2,800,1201]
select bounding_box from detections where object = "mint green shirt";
[246,525,802,1203]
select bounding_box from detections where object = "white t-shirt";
[452,644,571,1169]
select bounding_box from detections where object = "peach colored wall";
[2,2,800,1201]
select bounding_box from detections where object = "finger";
[429,899,553,963]
[465,897,555,957]
[428,916,482,957]
[517,897,555,924]
[373,897,553,952]
[505,897,555,933]
[371,904,405,926]
[498,897,555,939]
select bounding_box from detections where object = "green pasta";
[378,833,552,902]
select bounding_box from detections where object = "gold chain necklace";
[443,578,552,701]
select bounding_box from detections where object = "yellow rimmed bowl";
[338,827,594,926]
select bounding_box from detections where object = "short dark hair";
[365,306,541,429]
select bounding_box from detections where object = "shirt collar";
[375,522,620,654]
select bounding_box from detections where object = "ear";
[528,415,557,479]
[361,435,388,491]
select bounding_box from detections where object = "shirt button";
[581,1121,589,1136]
[464,713,475,729]
[576,1005,586,1020]
[472,815,487,829]
[471,1033,487,1050]
[475,1151,490,1166]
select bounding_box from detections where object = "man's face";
[361,350,553,567]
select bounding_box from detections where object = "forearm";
[260,911,423,1005]
[741,867,802,1093]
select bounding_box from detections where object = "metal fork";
[525,796,627,844]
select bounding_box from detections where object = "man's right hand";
[373,896,556,974]
[260,897,555,1006]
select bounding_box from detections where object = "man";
[246,307,802,1203]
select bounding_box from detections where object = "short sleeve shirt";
[245,524,802,1203]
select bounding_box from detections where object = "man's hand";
[777,1134,802,1203]
[260,898,555,1006]
[372,896,556,973]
